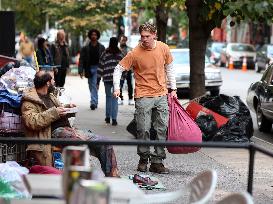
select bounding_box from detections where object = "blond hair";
[139,22,157,34]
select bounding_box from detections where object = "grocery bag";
[167,95,202,154]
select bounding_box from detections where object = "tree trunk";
[186,0,211,99]
[155,3,169,43]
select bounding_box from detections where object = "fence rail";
[0,137,273,195]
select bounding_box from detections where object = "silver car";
[220,43,256,69]
[171,49,222,96]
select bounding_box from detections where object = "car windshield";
[171,50,210,64]
[211,43,226,53]
[231,44,255,52]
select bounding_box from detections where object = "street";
[63,69,273,203]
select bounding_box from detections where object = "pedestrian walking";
[19,37,34,65]
[118,35,134,106]
[97,37,124,126]
[78,29,105,110]
[113,22,177,174]
[51,30,70,87]
[36,37,54,66]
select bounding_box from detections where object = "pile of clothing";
[0,61,36,133]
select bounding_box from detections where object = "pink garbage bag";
[167,94,202,154]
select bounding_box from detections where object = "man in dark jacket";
[51,30,70,87]
[78,29,105,110]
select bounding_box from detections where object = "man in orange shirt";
[113,22,177,174]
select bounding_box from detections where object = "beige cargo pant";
[135,95,168,164]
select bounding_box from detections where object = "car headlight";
[206,72,221,80]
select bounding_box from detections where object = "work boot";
[149,163,170,174]
[137,159,148,172]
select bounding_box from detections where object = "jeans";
[104,82,118,120]
[135,96,168,163]
[88,66,98,106]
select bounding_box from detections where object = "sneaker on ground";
[128,99,135,105]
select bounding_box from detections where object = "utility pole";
[125,0,132,40]
[45,13,49,33]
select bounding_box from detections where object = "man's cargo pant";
[135,95,168,164]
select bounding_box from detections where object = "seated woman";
[21,70,119,177]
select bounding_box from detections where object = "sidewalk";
[64,76,272,203]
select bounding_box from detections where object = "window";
[231,44,255,52]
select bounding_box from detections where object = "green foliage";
[45,0,124,35]
[200,0,273,29]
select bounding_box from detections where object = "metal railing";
[0,137,272,195]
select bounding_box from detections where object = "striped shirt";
[97,51,124,84]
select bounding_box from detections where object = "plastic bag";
[0,161,31,199]
[199,94,239,119]
[195,114,218,141]
[186,101,229,128]
[212,116,251,142]
[167,94,202,154]
[0,66,35,95]
[198,95,253,142]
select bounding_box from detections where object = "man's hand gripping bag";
[167,95,202,154]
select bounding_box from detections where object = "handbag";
[167,94,202,154]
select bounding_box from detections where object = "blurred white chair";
[216,192,254,204]
[129,169,217,204]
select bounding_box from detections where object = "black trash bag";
[126,118,157,140]
[199,94,253,142]
[212,115,251,142]
[212,96,253,142]
[0,62,15,77]
[198,95,214,105]
[199,94,240,119]
[195,114,218,141]
[234,96,254,139]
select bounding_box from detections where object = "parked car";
[255,44,273,73]
[220,43,256,69]
[209,42,226,65]
[246,64,273,132]
[171,49,222,96]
